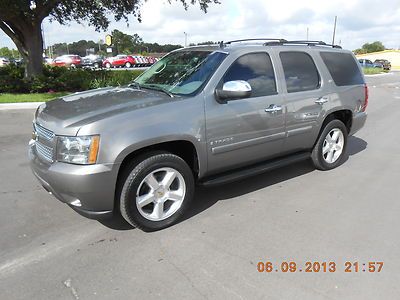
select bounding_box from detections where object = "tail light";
[362,84,368,112]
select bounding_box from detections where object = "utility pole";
[332,16,337,45]
[306,27,309,41]
[184,32,188,47]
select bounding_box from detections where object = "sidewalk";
[0,102,44,110]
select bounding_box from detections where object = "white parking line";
[0,226,102,277]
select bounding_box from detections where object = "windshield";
[135,50,228,95]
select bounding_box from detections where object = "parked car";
[358,58,381,68]
[103,55,136,68]
[29,39,367,231]
[52,55,82,68]
[374,59,391,70]
[81,54,104,69]
[0,57,10,67]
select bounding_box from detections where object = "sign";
[105,34,113,46]
[106,47,113,53]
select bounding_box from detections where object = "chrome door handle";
[315,97,329,105]
[265,105,282,113]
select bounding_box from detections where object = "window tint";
[321,52,364,86]
[280,52,320,93]
[223,53,277,98]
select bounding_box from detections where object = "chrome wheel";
[322,128,344,164]
[136,167,186,221]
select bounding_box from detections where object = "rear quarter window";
[320,52,364,86]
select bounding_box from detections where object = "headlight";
[56,135,100,165]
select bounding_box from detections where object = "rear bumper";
[350,112,367,135]
[29,141,117,219]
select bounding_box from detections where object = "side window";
[280,52,320,93]
[320,52,364,86]
[222,53,277,98]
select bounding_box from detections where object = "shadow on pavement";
[99,136,367,230]
[182,135,368,223]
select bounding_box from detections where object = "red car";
[52,55,82,68]
[103,55,136,68]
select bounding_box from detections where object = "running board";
[200,152,311,187]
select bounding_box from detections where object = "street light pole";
[306,27,309,41]
[184,32,188,47]
[332,16,337,45]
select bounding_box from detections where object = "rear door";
[205,52,286,174]
[276,51,326,153]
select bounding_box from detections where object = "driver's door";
[205,52,286,174]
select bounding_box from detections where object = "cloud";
[1,0,400,51]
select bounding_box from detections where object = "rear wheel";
[311,119,348,170]
[105,62,111,69]
[125,62,132,68]
[119,152,194,231]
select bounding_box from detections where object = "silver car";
[29,39,367,231]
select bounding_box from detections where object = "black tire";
[311,119,348,171]
[125,62,132,68]
[119,152,194,231]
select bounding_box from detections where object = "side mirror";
[215,80,252,103]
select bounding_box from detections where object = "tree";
[0,0,220,78]
[354,41,386,54]
[0,47,20,58]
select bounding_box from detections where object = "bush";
[0,65,144,93]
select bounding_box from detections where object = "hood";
[35,86,175,135]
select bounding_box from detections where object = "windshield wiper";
[140,84,174,98]
[128,81,142,90]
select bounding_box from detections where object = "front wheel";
[311,119,348,170]
[119,152,194,231]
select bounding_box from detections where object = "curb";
[0,102,44,110]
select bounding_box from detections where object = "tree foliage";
[354,41,386,54]
[0,0,220,77]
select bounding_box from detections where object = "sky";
[1,0,400,51]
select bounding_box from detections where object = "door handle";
[315,96,329,105]
[265,105,282,113]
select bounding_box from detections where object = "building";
[356,50,400,69]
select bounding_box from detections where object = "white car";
[0,57,11,67]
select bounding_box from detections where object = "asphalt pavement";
[1,72,400,299]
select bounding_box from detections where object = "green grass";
[362,67,388,75]
[0,92,69,103]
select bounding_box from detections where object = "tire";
[311,119,348,171]
[105,62,111,69]
[70,64,76,69]
[94,63,100,69]
[119,152,195,231]
[125,62,132,68]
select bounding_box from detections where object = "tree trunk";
[23,24,44,78]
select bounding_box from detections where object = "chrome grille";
[34,123,55,163]
[34,123,55,141]
[35,141,54,163]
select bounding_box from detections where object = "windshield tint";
[135,50,227,95]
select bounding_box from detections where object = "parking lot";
[1,72,400,299]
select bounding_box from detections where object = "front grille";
[35,141,54,163]
[35,123,55,141]
[34,123,55,163]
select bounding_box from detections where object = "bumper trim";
[69,205,114,220]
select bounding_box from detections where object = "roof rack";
[219,39,341,49]
[273,40,342,49]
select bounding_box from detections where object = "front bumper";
[29,141,117,219]
[350,112,367,135]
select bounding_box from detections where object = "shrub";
[0,65,144,93]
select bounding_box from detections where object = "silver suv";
[29,39,368,231]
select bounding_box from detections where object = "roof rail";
[276,40,342,49]
[219,39,341,49]
[219,38,287,48]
